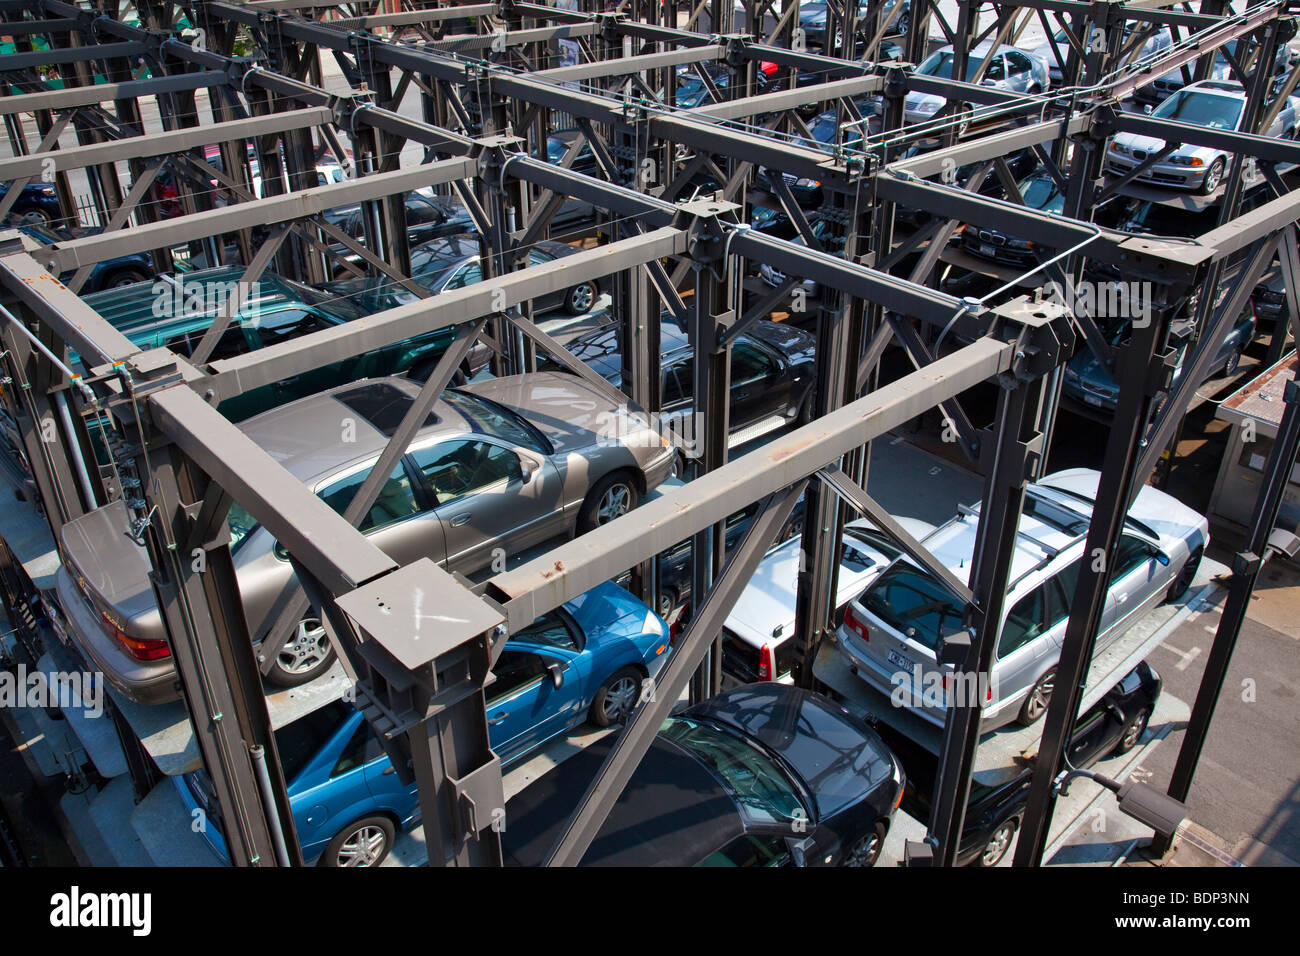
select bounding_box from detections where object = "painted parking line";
[1156,641,1203,671]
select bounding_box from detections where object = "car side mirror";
[784,835,814,867]
[1154,551,1170,567]
[547,662,565,689]
[519,457,535,483]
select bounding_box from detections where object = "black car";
[872,661,1162,867]
[961,173,1065,267]
[546,317,816,452]
[502,684,905,866]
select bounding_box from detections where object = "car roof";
[237,377,471,486]
[501,733,745,866]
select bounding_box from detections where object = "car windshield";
[860,562,966,650]
[660,716,807,825]
[919,51,987,81]
[1020,177,1065,214]
[443,389,550,454]
[1153,90,1243,130]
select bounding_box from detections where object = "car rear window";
[333,382,440,437]
[861,563,966,650]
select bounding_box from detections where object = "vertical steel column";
[1014,303,1174,866]
[1150,376,1300,856]
[926,367,1042,866]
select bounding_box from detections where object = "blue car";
[1,180,63,226]
[175,581,671,866]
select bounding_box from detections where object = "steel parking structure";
[0,0,1295,869]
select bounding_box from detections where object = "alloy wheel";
[337,826,388,867]
[279,617,331,674]
[596,483,632,524]
[601,675,639,723]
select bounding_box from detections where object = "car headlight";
[1007,238,1034,250]
[915,99,942,113]
[1109,142,1127,155]
[794,177,820,188]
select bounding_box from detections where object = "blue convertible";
[176,581,672,866]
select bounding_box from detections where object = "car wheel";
[1027,84,1042,95]
[319,815,395,867]
[974,817,1018,867]
[1112,707,1150,756]
[896,12,909,35]
[266,616,337,687]
[844,820,888,867]
[1199,157,1226,195]
[1223,346,1243,378]
[657,588,678,620]
[1165,546,1202,603]
[104,268,150,289]
[590,666,642,726]
[1017,668,1055,725]
[668,450,687,481]
[577,471,640,533]
[564,281,598,315]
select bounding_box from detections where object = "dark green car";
[80,266,477,423]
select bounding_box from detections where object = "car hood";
[1112,131,1215,161]
[906,91,947,112]
[1034,467,1209,552]
[686,685,898,818]
[1067,348,1118,395]
[59,499,164,637]
[746,320,816,367]
[568,581,666,646]
[462,371,655,455]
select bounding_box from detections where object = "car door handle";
[1116,593,1128,604]
[382,766,395,775]
[449,513,472,526]
[488,712,509,725]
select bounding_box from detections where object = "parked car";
[961,173,1065,266]
[80,266,482,423]
[893,143,1039,232]
[720,517,935,688]
[331,233,604,316]
[501,684,905,866]
[50,373,675,704]
[544,317,816,454]
[1133,38,1292,109]
[1063,298,1257,416]
[833,468,1206,731]
[175,580,672,866]
[873,661,1162,866]
[906,42,1050,131]
[758,216,839,298]
[0,180,64,226]
[1032,26,1172,88]
[1107,81,1298,194]
[759,107,867,206]
[20,223,154,292]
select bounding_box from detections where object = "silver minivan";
[834,469,1207,731]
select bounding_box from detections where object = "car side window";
[411,439,521,506]
[998,583,1049,658]
[984,54,1006,80]
[528,247,555,265]
[252,309,338,347]
[731,341,777,387]
[1112,534,1155,581]
[487,650,546,705]
[274,700,350,785]
[513,611,581,652]
[332,721,385,777]
[663,357,693,407]
[698,834,790,867]
[316,462,421,532]
[1006,51,1031,75]
[166,324,251,361]
[445,261,482,289]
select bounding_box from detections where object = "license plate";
[887,649,914,671]
[980,243,997,257]
[1084,393,1104,407]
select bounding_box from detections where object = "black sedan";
[502,684,905,866]
[547,318,816,454]
[873,661,1162,867]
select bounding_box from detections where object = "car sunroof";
[334,382,439,437]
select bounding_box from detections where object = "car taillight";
[758,644,774,681]
[106,615,171,661]
[759,61,778,75]
[844,605,870,643]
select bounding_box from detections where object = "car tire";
[657,588,678,620]
[844,820,888,867]
[266,616,337,687]
[1223,346,1243,378]
[577,471,640,533]
[102,268,150,290]
[1199,157,1226,195]
[1165,546,1202,603]
[590,666,642,726]
[563,281,598,315]
[1017,668,1055,726]
[973,817,1018,867]
[1112,706,1150,756]
[319,815,395,867]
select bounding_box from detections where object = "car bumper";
[962,236,1036,267]
[834,627,946,729]
[52,566,181,707]
[644,446,675,492]
[1105,154,1205,189]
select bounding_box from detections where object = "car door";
[1100,533,1167,642]
[407,436,558,574]
[658,353,695,439]
[485,646,583,763]
[992,580,1061,712]
[313,458,447,568]
[1064,702,1116,769]
[729,338,786,431]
